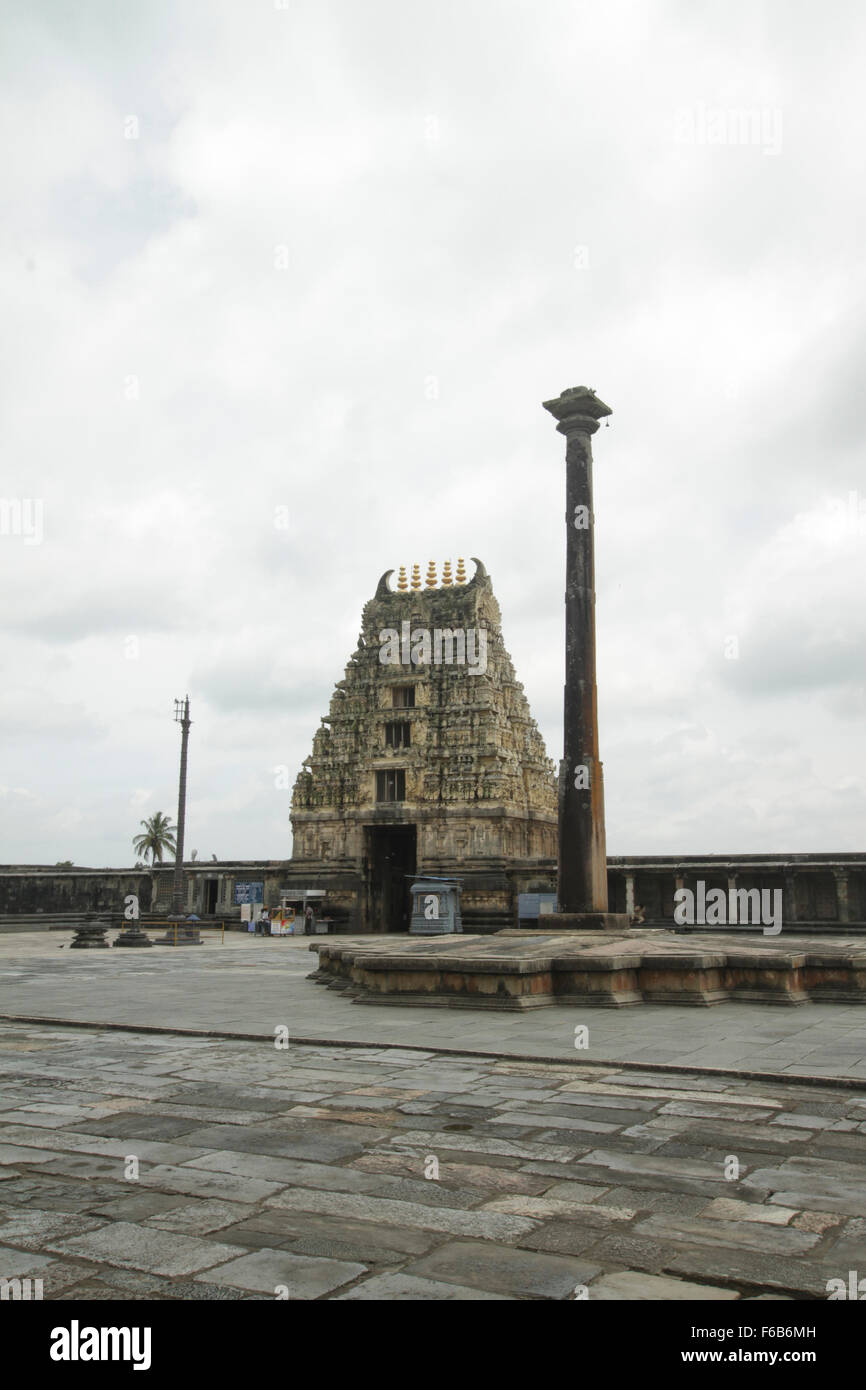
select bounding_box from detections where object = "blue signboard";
[517,893,557,921]
[234,881,264,905]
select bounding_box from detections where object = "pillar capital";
[543,385,612,440]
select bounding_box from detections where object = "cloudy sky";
[2,0,864,867]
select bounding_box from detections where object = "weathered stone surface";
[183,1121,387,1163]
[482,1195,633,1223]
[770,1113,836,1131]
[587,1270,739,1301]
[137,1165,285,1204]
[555,1088,662,1111]
[288,1104,406,1127]
[195,1248,366,1297]
[185,1152,329,1184]
[5,1104,117,1128]
[389,1129,582,1163]
[490,1110,619,1134]
[350,1152,552,1195]
[810,1216,866,1267]
[792,1210,842,1233]
[338,1273,512,1300]
[661,1247,835,1299]
[269,1188,537,1240]
[0,1246,56,1278]
[144,1199,256,1234]
[189,1152,478,1208]
[582,1231,677,1269]
[1,1019,862,1303]
[770,1191,866,1217]
[0,1142,56,1165]
[679,1121,816,1151]
[148,1278,258,1300]
[0,1209,104,1249]
[49,1221,246,1277]
[406,1240,600,1298]
[700,1197,796,1226]
[659,1101,775,1122]
[633,1213,821,1255]
[742,1160,866,1214]
[519,1179,611,1204]
[0,1123,208,1166]
[70,1112,204,1140]
[89,1192,192,1221]
[577,1149,732,1186]
[218,1210,437,1263]
[33,1154,127,1182]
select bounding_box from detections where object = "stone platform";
[541,913,631,932]
[308,931,866,1009]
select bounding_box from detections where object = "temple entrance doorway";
[365,826,416,932]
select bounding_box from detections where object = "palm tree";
[132,812,177,866]
[133,813,177,912]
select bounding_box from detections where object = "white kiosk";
[278,888,328,935]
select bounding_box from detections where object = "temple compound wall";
[2,856,864,933]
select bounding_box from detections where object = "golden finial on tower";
[411,563,422,591]
[456,557,467,584]
[425,560,437,588]
[442,560,453,586]
[397,565,408,591]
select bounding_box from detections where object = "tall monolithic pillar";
[543,386,617,921]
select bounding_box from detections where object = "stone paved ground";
[1,932,865,1079]
[1,1020,864,1300]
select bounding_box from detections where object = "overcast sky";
[2,0,864,867]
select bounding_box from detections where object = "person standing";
[304,903,314,935]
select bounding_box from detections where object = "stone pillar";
[625,873,635,917]
[171,696,191,916]
[543,386,613,917]
[784,871,799,925]
[833,870,850,924]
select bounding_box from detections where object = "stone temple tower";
[286,559,557,933]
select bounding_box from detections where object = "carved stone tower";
[286,559,557,932]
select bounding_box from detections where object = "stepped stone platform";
[308,930,866,1009]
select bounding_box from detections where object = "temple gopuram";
[283,558,557,932]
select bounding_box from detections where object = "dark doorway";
[366,826,416,932]
[204,879,218,914]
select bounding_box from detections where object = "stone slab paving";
[1,1020,864,1300]
[1,932,865,1079]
